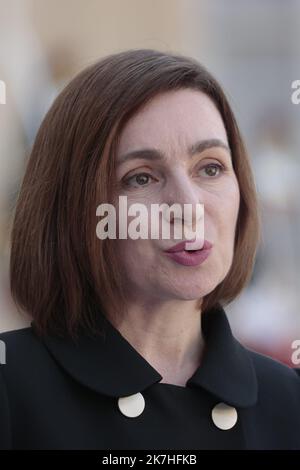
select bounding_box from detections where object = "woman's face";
[113,89,240,304]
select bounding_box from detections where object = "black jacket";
[0,304,300,450]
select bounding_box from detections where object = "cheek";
[230,182,240,227]
[208,178,240,242]
[219,177,240,221]
[221,187,240,259]
[115,239,153,274]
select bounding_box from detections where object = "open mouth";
[164,244,212,266]
[165,239,213,254]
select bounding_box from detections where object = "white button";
[211,402,238,430]
[118,392,145,418]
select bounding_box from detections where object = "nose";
[162,171,205,242]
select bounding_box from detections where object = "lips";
[165,239,213,253]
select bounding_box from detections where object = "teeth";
[185,240,204,250]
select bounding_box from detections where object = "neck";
[111,298,204,387]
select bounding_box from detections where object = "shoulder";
[236,345,300,448]
[0,325,36,346]
[0,326,45,366]
[247,346,300,402]
[0,326,57,449]
[0,327,37,449]
[248,345,300,381]
[0,326,54,386]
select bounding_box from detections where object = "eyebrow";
[117,138,231,165]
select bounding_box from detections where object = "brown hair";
[10,49,261,338]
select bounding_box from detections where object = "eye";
[199,163,224,178]
[122,172,157,188]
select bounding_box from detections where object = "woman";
[0,49,299,450]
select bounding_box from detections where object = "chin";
[164,280,217,301]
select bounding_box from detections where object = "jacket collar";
[38,304,257,408]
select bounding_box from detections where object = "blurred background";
[0,0,299,365]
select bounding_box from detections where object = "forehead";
[116,89,228,158]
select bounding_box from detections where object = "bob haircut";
[10,49,261,339]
